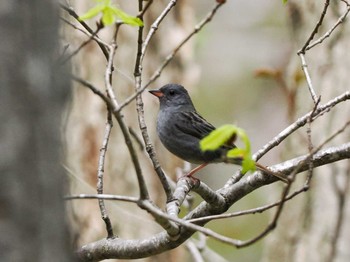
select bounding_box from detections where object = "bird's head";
[149,84,195,110]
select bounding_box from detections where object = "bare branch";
[254,91,350,161]
[60,4,109,59]
[77,142,350,260]
[104,43,150,200]
[71,75,112,106]
[304,1,350,52]
[298,0,330,54]
[65,194,139,203]
[60,25,103,64]
[137,0,153,18]
[133,0,173,201]
[96,112,114,238]
[167,177,196,218]
[192,181,226,209]
[118,1,226,111]
[188,187,307,224]
[138,200,180,238]
[298,53,319,103]
[140,0,178,64]
[327,161,350,262]
[186,240,205,262]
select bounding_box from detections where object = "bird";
[149,83,288,183]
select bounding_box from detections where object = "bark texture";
[0,0,72,261]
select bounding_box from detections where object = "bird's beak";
[148,89,164,98]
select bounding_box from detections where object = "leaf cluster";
[79,0,143,27]
[200,125,256,173]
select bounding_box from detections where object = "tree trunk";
[0,0,72,261]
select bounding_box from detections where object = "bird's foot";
[178,173,200,187]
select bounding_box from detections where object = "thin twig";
[104,43,150,200]
[60,3,109,59]
[64,194,139,203]
[139,200,243,247]
[71,74,112,106]
[305,97,321,185]
[254,91,350,161]
[186,240,205,262]
[128,126,144,151]
[299,53,319,103]
[237,181,292,247]
[76,142,350,259]
[97,111,114,238]
[118,2,226,111]
[305,4,350,51]
[138,200,180,239]
[327,161,350,262]
[143,2,224,90]
[298,0,330,54]
[61,26,103,64]
[133,0,173,201]
[189,186,307,224]
[60,16,90,37]
[140,0,178,63]
[137,0,153,18]
[236,120,350,248]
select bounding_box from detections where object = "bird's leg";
[185,163,208,177]
[178,163,208,184]
[255,163,290,184]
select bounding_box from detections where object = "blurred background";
[3,0,349,261]
[185,1,290,260]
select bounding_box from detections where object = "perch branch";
[77,142,350,260]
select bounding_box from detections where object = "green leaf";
[102,7,115,25]
[200,124,237,151]
[227,148,256,173]
[78,1,143,27]
[111,7,143,26]
[79,4,104,21]
[236,128,251,153]
[226,148,245,158]
[283,0,288,3]
[241,155,256,173]
[200,124,256,173]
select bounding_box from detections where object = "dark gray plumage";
[149,84,232,164]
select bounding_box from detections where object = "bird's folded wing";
[174,111,216,140]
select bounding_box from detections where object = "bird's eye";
[169,90,175,96]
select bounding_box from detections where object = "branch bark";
[77,143,350,260]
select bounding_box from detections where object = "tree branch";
[254,91,350,161]
[117,1,226,111]
[96,111,114,238]
[133,0,173,202]
[60,4,109,59]
[77,143,350,260]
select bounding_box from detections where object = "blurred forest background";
[2,0,349,261]
[184,1,290,260]
[65,1,292,261]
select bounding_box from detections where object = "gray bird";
[149,84,288,182]
[149,84,236,176]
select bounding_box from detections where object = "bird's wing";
[174,111,216,140]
